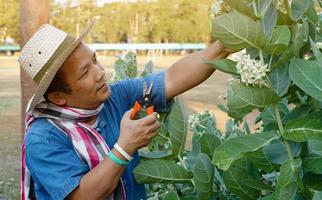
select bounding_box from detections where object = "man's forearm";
[66,149,129,200]
[165,41,229,100]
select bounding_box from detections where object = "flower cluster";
[316,42,322,50]
[232,51,269,87]
[211,0,231,17]
[188,111,216,135]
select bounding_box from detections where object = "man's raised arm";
[165,40,230,100]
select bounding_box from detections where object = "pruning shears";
[130,80,154,120]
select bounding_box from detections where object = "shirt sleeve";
[25,132,89,200]
[110,71,173,112]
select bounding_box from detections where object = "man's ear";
[47,91,67,106]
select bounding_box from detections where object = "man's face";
[59,42,111,109]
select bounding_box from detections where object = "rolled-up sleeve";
[25,136,89,200]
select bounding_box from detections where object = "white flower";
[316,42,322,50]
[232,51,269,87]
[211,0,231,17]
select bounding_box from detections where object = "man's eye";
[81,71,88,78]
[93,57,97,64]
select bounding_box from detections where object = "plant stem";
[274,105,308,199]
[273,104,294,163]
[268,55,274,69]
[178,155,187,169]
[283,0,292,19]
[259,49,265,63]
[252,0,259,17]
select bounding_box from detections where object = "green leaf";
[261,2,277,39]
[276,158,302,189]
[213,131,278,170]
[271,46,295,70]
[212,11,267,50]
[141,60,153,77]
[138,150,172,159]
[269,64,291,96]
[185,134,201,171]
[268,25,291,45]
[193,153,214,200]
[284,111,322,142]
[223,159,260,200]
[265,25,291,55]
[164,191,180,200]
[263,140,302,164]
[308,138,322,156]
[292,21,309,56]
[246,149,277,172]
[310,38,322,66]
[227,82,280,115]
[289,58,322,102]
[200,133,221,158]
[275,182,298,200]
[241,179,274,192]
[314,192,322,200]
[204,59,238,75]
[276,10,293,25]
[133,159,192,184]
[291,0,311,21]
[223,0,258,19]
[303,156,322,174]
[168,100,188,157]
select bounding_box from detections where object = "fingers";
[139,112,158,126]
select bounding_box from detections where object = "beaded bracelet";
[108,151,129,166]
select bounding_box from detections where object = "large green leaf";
[164,191,180,200]
[204,59,238,75]
[291,0,311,21]
[223,159,260,200]
[269,64,291,96]
[313,192,322,200]
[292,21,309,57]
[193,153,214,200]
[284,111,322,142]
[308,138,322,156]
[303,156,322,174]
[133,159,192,184]
[213,131,278,170]
[212,11,267,50]
[289,58,322,102]
[276,158,302,189]
[263,140,302,164]
[168,100,188,157]
[223,0,257,19]
[261,1,277,39]
[265,25,291,55]
[310,38,322,66]
[200,133,221,158]
[227,82,280,114]
[246,149,277,172]
[275,182,298,200]
[241,179,274,191]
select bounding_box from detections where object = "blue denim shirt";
[25,71,172,200]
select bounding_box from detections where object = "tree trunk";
[19,0,50,134]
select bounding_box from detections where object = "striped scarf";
[21,102,126,200]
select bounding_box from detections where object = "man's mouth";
[97,82,107,91]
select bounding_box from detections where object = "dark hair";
[44,70,72,102]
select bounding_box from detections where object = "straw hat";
[19,18,96,112]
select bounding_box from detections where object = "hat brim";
[26,19,96,113]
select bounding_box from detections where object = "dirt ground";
[0,55,231,199]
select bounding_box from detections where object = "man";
[20,19,230,200]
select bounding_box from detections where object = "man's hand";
[117,109,160,155]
